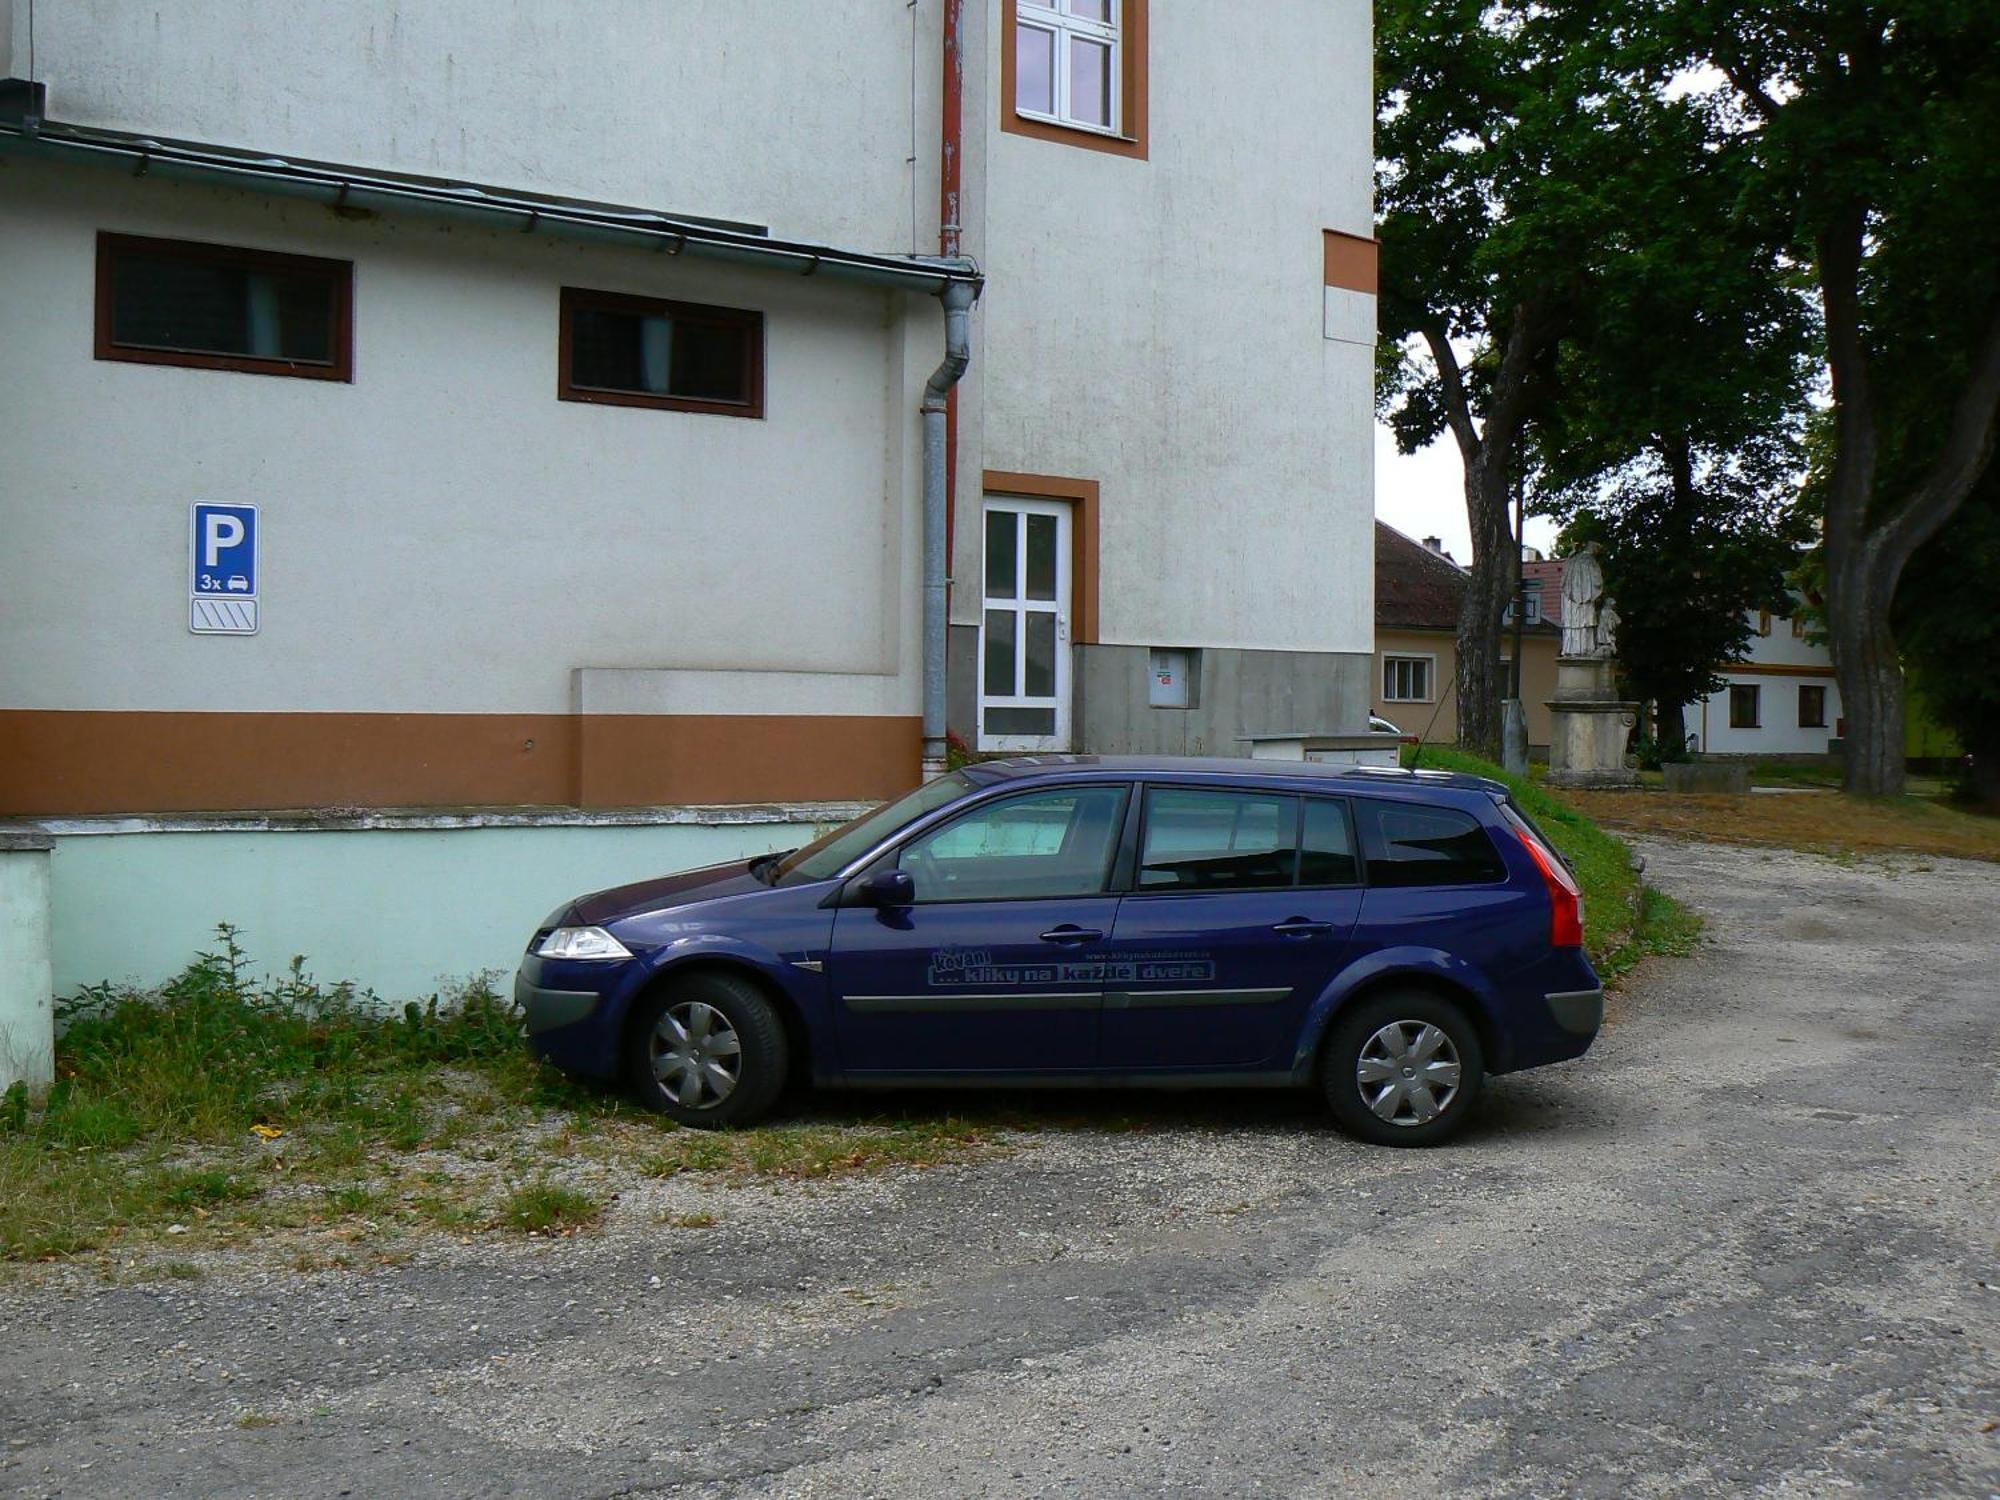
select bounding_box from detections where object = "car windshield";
[770,771,974,885]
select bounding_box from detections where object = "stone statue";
[1561,544,1615,658]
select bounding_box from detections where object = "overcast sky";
[1373,421,1564,564]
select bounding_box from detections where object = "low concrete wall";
[0,833,55,1090]
[37,807,867,1004]
[1663,761,1753,794]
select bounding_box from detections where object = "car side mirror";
[857,868,915,908]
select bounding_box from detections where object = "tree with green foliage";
[1375,0,1599,756]
[1526,54,1816,753]
[1557,495,1804,756]
[1580,0,2000,795]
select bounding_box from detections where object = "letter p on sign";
[203,512,246,567]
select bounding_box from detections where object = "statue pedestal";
[1545,655,1639,789]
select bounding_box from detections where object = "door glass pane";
[1299,800,1358,886]
[1024,513,1058,600]
[984,706,1056,736]
[1069,38,1112,127]
[1016,25,1056,115]
[985,510,1018,598]
[1025,611,1058,698]
[901,786,1128,902]
[983,610,1017,696]
[1139,789,1299,890]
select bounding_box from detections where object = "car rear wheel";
[625,971,788,1128]
[1321,990,1484,1147]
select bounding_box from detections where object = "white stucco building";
[1691,602,1843,758]
[0,0,1376,999]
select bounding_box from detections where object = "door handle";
[1040,925,1103,945]
[1272,918,1333,938]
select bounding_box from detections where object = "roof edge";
[0,113,983,296]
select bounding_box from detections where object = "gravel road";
[3,837,1996,1498]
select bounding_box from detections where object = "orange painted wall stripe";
[0,711,919,817]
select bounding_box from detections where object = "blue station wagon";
[516,758,1601,1146]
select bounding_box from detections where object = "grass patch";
[1405,745,1698,978]
[1574,785,2000,863]
[496,1181,603,1234]
[1750,760,1845,789]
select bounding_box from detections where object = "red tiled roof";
[1375,521,1468,631]
[1375,522,1563,635]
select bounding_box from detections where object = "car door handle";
[1272,918,1334,938]
[1040,926,1103,945]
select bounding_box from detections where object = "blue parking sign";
[189,502,259,634]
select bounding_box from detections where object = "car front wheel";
[625,971,789,1128]
[1321,990,1484,1147]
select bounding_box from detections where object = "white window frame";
[1382,654,1435,704]
[1016,0,1123,137]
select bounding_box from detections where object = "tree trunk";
[1827,548,1908,796]
[1965,727,2000,814]
[1657,700,1688,756]
[1455,450,1515,758]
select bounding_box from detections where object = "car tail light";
[1510,820,1584,949]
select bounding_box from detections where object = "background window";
[1382,656,1432,703]
[1139,788,1298,891]
[96,233,351,380]
[1298,799,1359,886]
[1730,684,1761,729]
[1798,685,1828,729]
[1015,0,1121,132]
[1364,804,1505,888]
[899,786,1126,902]
[560,288,763,416]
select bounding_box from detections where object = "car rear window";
[1363,802,1507,887]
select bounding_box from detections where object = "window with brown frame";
[1002,0,1149,160]
[558,287,764,417]
[1729,683,1761,729]
[95,233,352,381]
[1798,684,1827,729]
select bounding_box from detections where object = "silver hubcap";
[650,1001,742,1110]
[1356,1020,1461,1127]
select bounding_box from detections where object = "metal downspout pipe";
[922,281,978,778]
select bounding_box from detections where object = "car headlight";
[535,926,634,961]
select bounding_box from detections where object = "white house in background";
[1691,600,1842,758]
[0,0,1377,998]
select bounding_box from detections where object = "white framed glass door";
[978,497,1073,752]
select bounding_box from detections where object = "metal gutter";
[0,116,982,295]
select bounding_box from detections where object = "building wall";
[1691,608,1842,758]
[953,0,1377,746]
[0,161,933,813]
[7,0,929,251]
[1374,629,1559,752]
[1695,671,1843,757]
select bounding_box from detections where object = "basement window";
[559,287,764,417]
[96,233,352,381]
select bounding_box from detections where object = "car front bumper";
[516,957,630,1079]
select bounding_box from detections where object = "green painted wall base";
[46,812,859,1004]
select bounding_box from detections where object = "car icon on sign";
[225,575,251,592]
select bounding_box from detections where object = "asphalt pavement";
[2,837,1996,1498]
